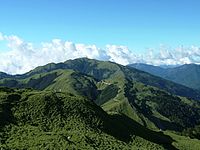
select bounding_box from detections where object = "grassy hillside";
[1,58,200,149]
[31,58,200,100]
[1,87,200,149]
[2,67,200,132]
[0,87,178,150]
[0,58,200,130]
[0,69,99,100]
[2,58,200,100]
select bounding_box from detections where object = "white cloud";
[0,33,139,74]
[141,45,200,66]
[0,33,200,74]
[0,32,4,41]
[106,45,140,65]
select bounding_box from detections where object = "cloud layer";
[0,33,200,74]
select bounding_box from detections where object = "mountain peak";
[1,58,200,149]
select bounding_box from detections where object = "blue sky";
[1,0,200,53]
[1,0,200,74]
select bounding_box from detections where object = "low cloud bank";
[0,33,200,74]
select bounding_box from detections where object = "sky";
[0,0,200,74]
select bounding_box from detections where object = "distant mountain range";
[129,63,200,91]
[1,58,200,100]
[1,58,200,149]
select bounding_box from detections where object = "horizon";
[0,57,199,76]
[1,0,200,74]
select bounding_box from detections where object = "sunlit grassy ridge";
[1,87,174,149]
[0,58,200,149]
[1,58,200,100]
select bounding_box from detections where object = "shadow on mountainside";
[105,114,178,150]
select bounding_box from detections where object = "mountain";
[1,58,200,149]
[129,63,165,76]
[0,72,11,79]
[160,64,181,69]
[0,87,179,149]
[1,58,200,100]
[129,63,200,91]
[0,87,200,150]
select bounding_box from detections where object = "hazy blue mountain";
[0,72,12,79]
[129,63,200,90]
[160,64,181,69]
[128,63,166,77]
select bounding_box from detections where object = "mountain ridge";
[1,58,200,131]
[1,58,200,100]
[129,63,200,90]
[1,58,200,149]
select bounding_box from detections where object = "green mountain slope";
[28,58,200,100]
[0,87,178,150]
[1,58,200,149]
[129,63,200,90]
[1,58,200,131]
[2,58,200,100]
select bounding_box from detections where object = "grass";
[0,88,169,150]
[0,58,200,149]
[165,131,200,150]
